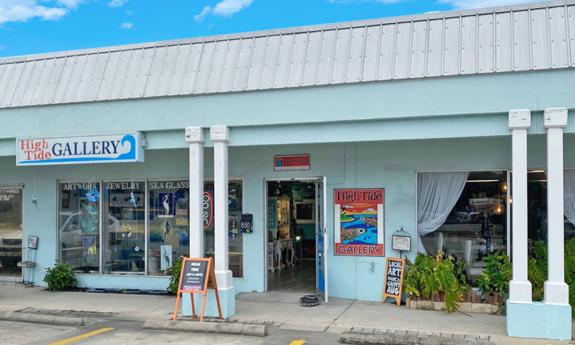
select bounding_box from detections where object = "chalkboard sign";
[180,259,208,292]
[240,214,253,233]
[383,258,405,306]
[172,257,222,321]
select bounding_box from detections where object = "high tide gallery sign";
[334,188,385,256]
[16,133,144,166]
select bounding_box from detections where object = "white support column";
[186,127,204,258]
[544,108,570,305]
[210,125,233,290]
[508,109,533,304]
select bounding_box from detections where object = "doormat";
[299,295,321,307]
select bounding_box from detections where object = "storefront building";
[1,0,574,340]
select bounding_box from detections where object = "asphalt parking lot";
[0,319,341,345]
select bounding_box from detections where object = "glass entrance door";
[315,177,328,301]
[0,188,22,277]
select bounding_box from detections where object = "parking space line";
[48,327,114,345]
[289,340,305,345]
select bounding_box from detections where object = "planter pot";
[417,300,435,310]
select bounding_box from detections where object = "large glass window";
[204,181,243,278]
[103,181,145,274]
[148,180,190,276]
[0,188,22,276]
[527,170,575,243]
[58,182,100,273]
[58,180,243,278]
[421,171,508,280]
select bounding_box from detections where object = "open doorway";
[266,180,318,293]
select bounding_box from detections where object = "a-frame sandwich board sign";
[172,257,222,321]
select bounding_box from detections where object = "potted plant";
[43,262,78,291]
[476,250,511,307]
[403,252,467,313]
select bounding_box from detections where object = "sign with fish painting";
[334,188,384,256]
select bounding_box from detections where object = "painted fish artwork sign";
[334,188,384,256]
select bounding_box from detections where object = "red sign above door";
[273,154,310,171]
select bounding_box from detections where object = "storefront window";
[58,179,243,278]
[421,171,508,280]
[527,170,575,243]
[103,181,145,274]
[147,180,190,275]
[204,181,243,278]
[58,182,100,273]
[0,188,23,276]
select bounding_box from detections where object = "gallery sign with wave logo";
[334,188,385,256]
[16,133,144,166]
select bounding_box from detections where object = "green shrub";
[476,251,512,299]
[43,263,78,291]
[528,239,575,317]
[404,252,468,312]
[167,258,183,295]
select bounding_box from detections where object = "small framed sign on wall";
[274,154,310,171]
[28,235,38,250]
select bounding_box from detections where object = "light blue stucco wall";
[2,134,575,301]
[0,67,574,301]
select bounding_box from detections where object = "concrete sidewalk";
[0,283,572,344]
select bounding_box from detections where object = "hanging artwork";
[160,245,173,270]
[334,189,385,256]
[158,192,174,218]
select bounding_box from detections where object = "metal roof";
[0,0,574,109]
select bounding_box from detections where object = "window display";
[0,188,23,276]
[57,179,243,278]
[420,171,508,280]
[58,182,100,273]
[148,180,190,275]
[103,181,145,274]
[204,181,243,277]
[527,170,575,243]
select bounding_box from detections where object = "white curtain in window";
[417,171,469,253]
[564,169,575,226]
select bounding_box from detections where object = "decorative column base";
[508,280,532,303]
[216,270,234,290]
[507,301,572,340]
[544,281,570,305]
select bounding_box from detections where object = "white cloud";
[0,0,68,24]
[213,0,253,16]
[437,0,540,9]
[119,21,132,29]
[193,0,254,23]
[107,0,126,8]
[57,0,83,9]
[193,5,211,22]
[326,0,402,4]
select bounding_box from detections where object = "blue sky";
[0,0,541,57]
